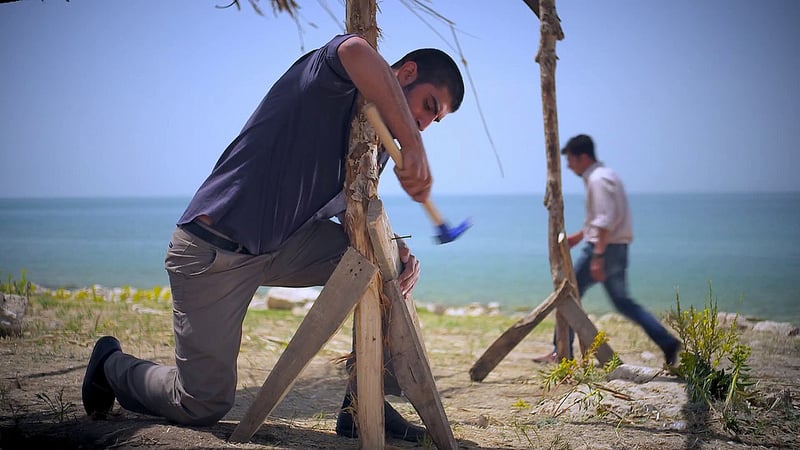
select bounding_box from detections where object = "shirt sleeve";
[588,172,618,231]
[302,34,359,94]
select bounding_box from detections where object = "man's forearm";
[593,228,609,255]
[337,36,424,161]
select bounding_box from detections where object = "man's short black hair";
[392,48,465,112]
[561,134,596,161]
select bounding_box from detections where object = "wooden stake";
[343,2,385,447]
[229,248,378,443]
[470,280,568,382]
[369,198,456,449]
[385,280,458,450]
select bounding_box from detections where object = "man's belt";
[180,220,251,255]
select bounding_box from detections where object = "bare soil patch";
[1,296,798,449]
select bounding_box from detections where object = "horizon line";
[1,190,799,201]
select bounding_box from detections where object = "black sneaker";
[82,336,121,419]
[335,394,427,442]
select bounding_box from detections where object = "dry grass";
[1,293,798,449]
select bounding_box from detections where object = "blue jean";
[556,243,678,359]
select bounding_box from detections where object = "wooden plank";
[367,198,400,278]
[386,280,457,450]
[554,310,571,360]
[557,294,615,364]
[469,279,569,382]
[370,198,452,446]
[355,275,384,449]
[556,233,588,358]
[229,248,378,443]
[367,198,424,350]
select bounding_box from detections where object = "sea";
[1,193,798,325]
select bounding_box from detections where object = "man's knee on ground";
[169,391,235,426]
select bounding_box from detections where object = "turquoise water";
[1,193,798,324]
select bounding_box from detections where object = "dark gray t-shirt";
[178,34,360,254]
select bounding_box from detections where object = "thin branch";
[397,0,455,51]
[410,0,453,26]
[315,0,346,33]
[215,0,300,17]
[215,0,240,11]
[451,25,504,178]
[249,0,265,16]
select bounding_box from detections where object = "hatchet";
[363,103,471,244]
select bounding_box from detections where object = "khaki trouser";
[105,219,354,425]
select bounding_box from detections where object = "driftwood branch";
[535,0,581,360]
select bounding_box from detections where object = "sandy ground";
[1,296,799,449]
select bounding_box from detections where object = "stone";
[752,320,798,336]
[266,287,320,310]
[607,363,662,383]
[1,293,28,337]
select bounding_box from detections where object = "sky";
[1,0,799,198]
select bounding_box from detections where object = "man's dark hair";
[392,48,465,112]
[561,134,596,161]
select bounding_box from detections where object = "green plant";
[510,415,535,448]
[35,389,76,423]
[1,270,32,297]
[666,283,755,432]
[541,332,625,419]
[543,331,620,389]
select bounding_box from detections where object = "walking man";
[534,134,680,365]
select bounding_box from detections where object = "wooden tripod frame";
[470,0,616,381]
[229,201,457,449]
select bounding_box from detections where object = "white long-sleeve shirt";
[581,161,633,244]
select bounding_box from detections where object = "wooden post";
[343,2,385,448]
[535,0,585,360]
[468,0,616,382]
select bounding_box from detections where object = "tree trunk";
[536,0,583,359]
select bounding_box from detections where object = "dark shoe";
[335,394,357,439]
[664,339,682,368]
[532,351,559,364]
[335,394,427,443]
[82,336,121,419]
[384,400,427,442]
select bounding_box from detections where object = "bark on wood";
[536,1,615,364]
[535,0,583,360]
[343,2,385,448]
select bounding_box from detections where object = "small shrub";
[541,332,623,418]
[666,283,755,432]
[1,270,32,297]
